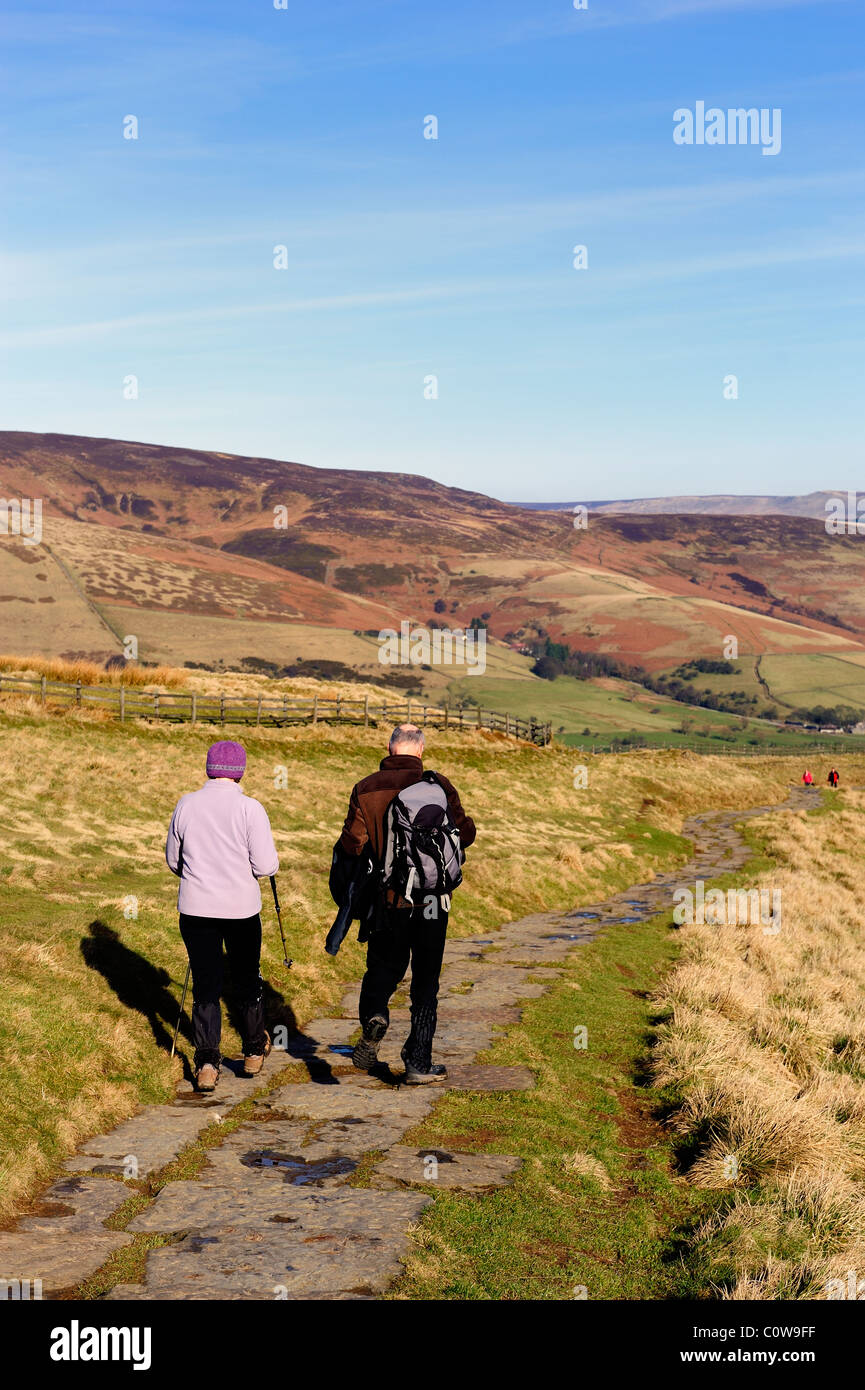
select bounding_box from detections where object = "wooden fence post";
[154,692,160,720]
[75,680,82,706]
[312,696,318,724]
[191,693,197,725]
[407,698,412,725]
[220,693,225,724]
[364,695,369,728]
[444,703,449,730]
[256,693,262,726]
[119,686,125,722]
[41,675,47,706]
[477,705,482,729]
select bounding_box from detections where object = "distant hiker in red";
[828,768,840,787]
[166,740,279,1093]
[802,770,813,785]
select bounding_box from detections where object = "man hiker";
[828,767,840,787]
[165,740,279,1092]
[337,723,476,1083]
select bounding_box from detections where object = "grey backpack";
[380,772,464,907]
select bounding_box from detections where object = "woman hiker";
[165,740,279,1092]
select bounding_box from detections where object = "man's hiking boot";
[401,1048,448,1085]
[243,1031,272,1077]
[403,1061,448,1085]
[195,1063,220,1093]
[352,1014,388,1071]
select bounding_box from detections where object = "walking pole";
[270,875,293,970]
[170,962,191,1059]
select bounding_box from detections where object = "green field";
[447,674,741,736]
[658,652,865,717]
[445,671,865,751]
[761,651,865,710]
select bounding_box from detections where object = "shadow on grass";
[80,920,354,1087]
[81,919,190,1058]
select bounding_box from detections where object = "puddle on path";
[542,932,594,942]
[239,1152,356,1184]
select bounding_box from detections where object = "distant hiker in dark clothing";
[828,768,840,788]
[337,724,476,1083]
[166,740,279,1092]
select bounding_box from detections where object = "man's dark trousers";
[359,901,448,1072]
[179,913,267,1068]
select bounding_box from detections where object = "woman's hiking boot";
[195,1063,220,1093]
[243,1031,272,1077]
[352,1014,388,1071]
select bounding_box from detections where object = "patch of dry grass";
[0,650,421,705]
[0,653,186,689]
[653,792,865,1298]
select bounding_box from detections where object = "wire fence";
[0,672,554,745]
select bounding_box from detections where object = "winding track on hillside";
[0,785,819,1300]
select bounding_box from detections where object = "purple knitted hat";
[206,740,246,779]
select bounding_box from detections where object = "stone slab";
[129,1183,428,1236]
[0,1229,132,1294]
[64,1107,212,1178]
[19,1175,131,1233]
[114,1189,432,1299]
[265,1080,436,1123]
[374,1145,522,1190]
[109,1284,372,1301]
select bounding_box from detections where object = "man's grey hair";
[389,723,425,754]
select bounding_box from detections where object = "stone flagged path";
[0,785,817,1299]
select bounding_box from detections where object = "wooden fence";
[0,673,553,745]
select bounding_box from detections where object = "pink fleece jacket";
[165,779,279,919]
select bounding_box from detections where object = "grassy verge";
[389,902,721,1300]
[651,788,865,1299]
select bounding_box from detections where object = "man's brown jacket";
[338,754,477,863]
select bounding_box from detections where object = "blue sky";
[1,0,862,500]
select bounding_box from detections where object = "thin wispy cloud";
[5,229,863,351]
